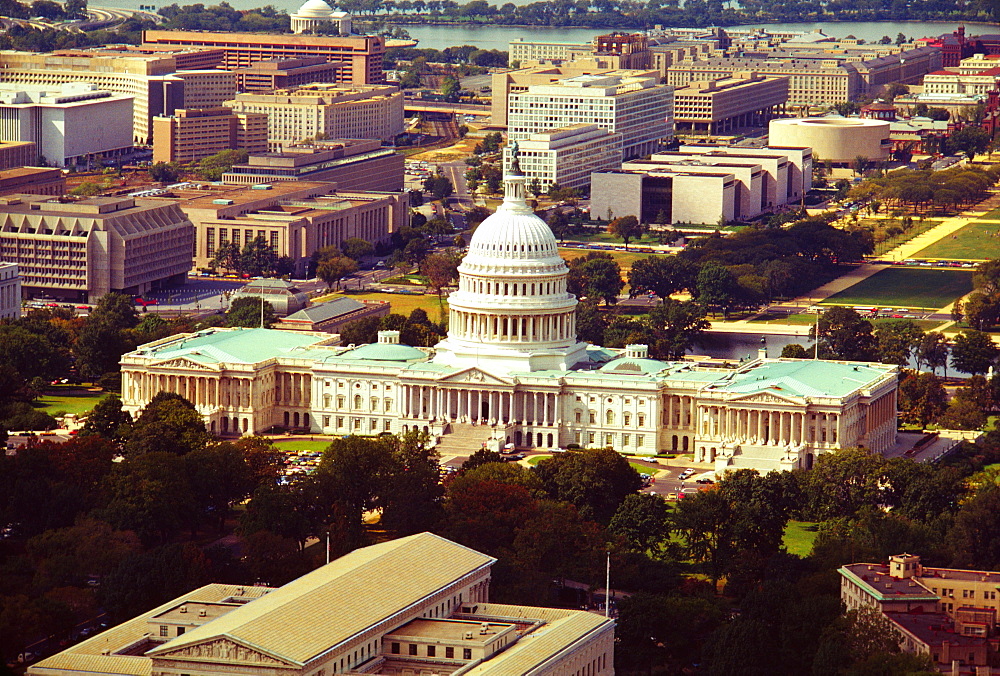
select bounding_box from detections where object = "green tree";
[440,75,460,101]
[608,492,672,554]
[801,448,888,521]
[184,441,256,531]
[647,299,710,359]
[567,252,623,305]
[917,331,949,374]
[628,255,698,299]
[149,161,181,183]
[198,149,248,181]
[531,447,642,524]
[74,292,139,380]
[341,237,375,262]
[951,329,999,375]
[80,394,133,441]
[100,452,198,544]
[123,392,211,457]
[420,250,460,319]
[948,125,991,160]
[317,255,359,290]
[608,214,644,249]
[898,372,947,427]
[239,236,278,277]
[226,296,275,328]
[695,262,741,317]
[874,319,923,366]
[814,307,877,361]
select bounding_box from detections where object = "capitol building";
[120,165,899,474]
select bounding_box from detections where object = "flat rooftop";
[385,619,514,643]
[153,181,332,208]
[151,601,237,623]
[885,611,988,648]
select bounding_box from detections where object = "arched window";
[606,410,614,425]
[354,394,362,409]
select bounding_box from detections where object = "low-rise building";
[232,278,310,317]
[501,124,622,192]
[152,107,269,164]
[769,117,891,164]
[0,167,65,196]
[0,194,194,301]
[0,140,36,169]
[225,83,404,148]
[30,533,615,676]
[235,56,345,92]
[222,139,404,191]
[0,82,133,167]
[0,261,20,319]
[672,72,789,135]
[277,296,390,332]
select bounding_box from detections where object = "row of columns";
[464,276,563,298]
[664,395,696,428]
[399,384,560,425]
[275,371,311,408]
[451,310,574,344]
[125,370,257,410]
[699,406,839,447]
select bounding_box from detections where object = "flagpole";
[605,551,610,618]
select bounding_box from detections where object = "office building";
[235,57,345,92]
[117,163,898,474]
[222,139,404,192]
[770,117,891,164]
[153,181,404,276]
[0,140,35,168]
[172,68,238,108]
[152,107,269,164]
[0,82,133,167]
[0,166,64,196]
[31,533,615,676]
[840,554,1000,673]
[142,29,386,86]
[0,261,19,319]
[290,0,352,35]
[672,72,789,135]
[500,124,622,192]
[225,83,404,148]
[0,194,194,301]
[506,71,672,159]
[678,144,813,205]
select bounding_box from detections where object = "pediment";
[151,637,292,667]
[437,367,510,386]
[150,357,219,372]
[727,390,802,406]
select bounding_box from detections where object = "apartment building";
[673,72,789,135]
[152,107,268,164]
[0,262,19,319]
[500,124,622,192]
[506,70,672,159]
[222,139,404,192]
[31,533,615,676]
[0,82,133,167]
[235,57,344,92]
[153,181,403,275]
[0,194,194,301]
[142,30,386,86]
[225,83,404,148]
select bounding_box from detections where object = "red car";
[134,297,158,307]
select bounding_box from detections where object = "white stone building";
[290,0,352,35]
[120,162,899,474]
[0,261,20,319]
[507,72,673,159]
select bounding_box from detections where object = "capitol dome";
[433,153,588,374]
[295,0,334,16]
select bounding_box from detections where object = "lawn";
[559,247,650,272]
[563,232,666,247]
[783,520,819,557]
[34,388,109,417]
[272,439,332,453]
[978,206,1000,220]
[748,312,819,326]
[315,290,447,318]
[821,268,973,310]
[913,220,1000,260]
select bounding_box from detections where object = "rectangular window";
[624,413,631,426]
[623,434,630,446]
[391,643,400,654]
[427,646,436,657]
[638,414,646,427]
[323,416,330,427]
[588,432,595,444]
[446,647,454,658]
[160,625,169,637]
[463,649,472,660]
[206,227,215,257]
[637,435,644,448]
[408,644,418,656]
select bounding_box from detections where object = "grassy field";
[559,247,650,272]
[979,206,1000,220]
[748,312,818,326]
[272,439,332,453]
[913,221,1000,260]
[34,388,109,416]
[783,520,819,557]
[315,290,447,318]
[821,268,973,309]
[563,232,665,247]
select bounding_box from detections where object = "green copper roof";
[598,357,672,375]
[709,360,892,398]
[341,342,428,362]
[149,328,329,365]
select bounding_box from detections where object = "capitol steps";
[435,423,496,457]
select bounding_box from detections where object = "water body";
[689,331,808,361]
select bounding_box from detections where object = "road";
[439,160,473,209]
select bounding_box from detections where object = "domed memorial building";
[290,0,352,35]
[120,154,899,474]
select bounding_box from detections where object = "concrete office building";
[678,144,813,204]
[0,194,194,301]
[592,168,739,225]
[0,167,65,196]
[290,0,353,35]
[153,181,404,275]
[0,83,133,167]
[142,30,385,86]
[0,140,35,168]
[223,139,404,191]
[171,68,238,109]
[152,107,269,164]
[672,72,789,135]
[770,117,891,164]
[0,262,20,319]
[31,533,616,676]
[235,57,345,92]
[652,150,788,211]
[500,124,622,192]
[225,83,404,148]
[507,71,673,159]
[116,162,899,474]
